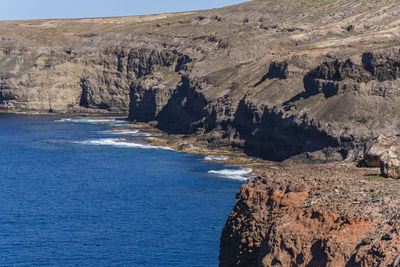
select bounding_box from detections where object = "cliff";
[2,1,400,265]
[220,163,400,266]
[1,0,400,161]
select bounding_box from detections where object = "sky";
[0,0,249,21]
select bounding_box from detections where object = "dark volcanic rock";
[2,1,400,266]
[1,1,400,161]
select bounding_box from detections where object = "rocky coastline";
[2,0,400,266]
[220,163,400,266]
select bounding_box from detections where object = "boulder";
[380,151,400,178]
[364,135,397,167]
[364,135,400,178]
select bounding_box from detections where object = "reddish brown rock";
[220,163,400,266]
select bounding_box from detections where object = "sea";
[0,113,252,266]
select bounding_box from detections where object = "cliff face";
[3,1,400,265]
[127,47,400,161]
[2,0,400,161]
[220,164,400,267]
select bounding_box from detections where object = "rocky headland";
[220,163,400,266]
[2,0,400,265]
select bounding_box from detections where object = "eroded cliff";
[2,2,400,265]
[2,0,400,161]
[220,164,400,266]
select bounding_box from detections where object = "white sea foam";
[99,129,157,137]
[56,118,118,124]
[109,123,132,127]
[101,130,140,135]
[204,155,229,161]
[141,133,157,137]
[208,168,253,181]
[74,138,174,151]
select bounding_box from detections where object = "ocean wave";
[208,168,254,181]
[109,123,132,127]
[204,155,229,161]
[55,118,118,124]
[74,138,174,151]
[140,133,157,137]
[101,130,140,135]
[98,129,157,137]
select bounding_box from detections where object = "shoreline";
[0,109,370,177]
[3,111,265,179]
[0,108,128,116]
[5,111,400,265]
[1,109,277,177]
[110,121,280,177]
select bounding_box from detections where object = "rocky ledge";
[2,0,400,265]
[2,0,400,162]
[220,163,400,266]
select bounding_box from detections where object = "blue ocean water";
[0,113,246,266]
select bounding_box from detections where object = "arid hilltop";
[2,0,400,265]
[1,0,400,161]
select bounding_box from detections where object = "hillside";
[2,1,400,265]
[1,0,400,161]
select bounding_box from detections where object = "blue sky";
[0,0,249,21]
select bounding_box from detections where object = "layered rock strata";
[2,2,400,265]
[1,1,400,161]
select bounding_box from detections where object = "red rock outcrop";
[220,163,400,266]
